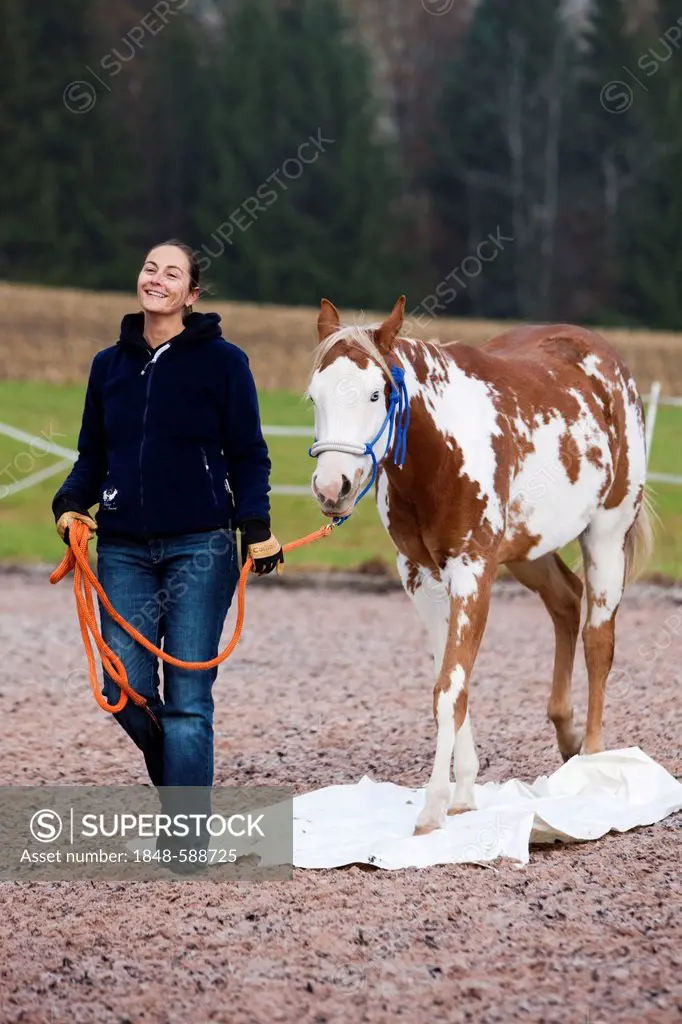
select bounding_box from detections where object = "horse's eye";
[370,391,381,402]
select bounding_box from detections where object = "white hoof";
[414,789,449,835]
[447,801,475,816]
[447,781,476,815]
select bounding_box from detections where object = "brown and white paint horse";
[308,296,653,835]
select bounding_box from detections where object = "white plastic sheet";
[127,748,681,870]
[292,747,682,869]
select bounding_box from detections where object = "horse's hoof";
[413,822,441,837]
[554,715,583,761]
[447,803,474,816]
[580,740,605,756]
[559,733,583,762]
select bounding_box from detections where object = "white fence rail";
[644,381,661,471]
[642,385,682,486]
[0,382,680,499]
[0,421,313,500]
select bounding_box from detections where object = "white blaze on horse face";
[402,344,505,535]
[309,356,389,507]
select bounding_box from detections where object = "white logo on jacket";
[102,486,118,509]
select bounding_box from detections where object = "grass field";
[1,380,681,577]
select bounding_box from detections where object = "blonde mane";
[309,323,396,386]
[308,322,460,395]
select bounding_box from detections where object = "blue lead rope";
[309,363,411,526]
[391,365,411,468]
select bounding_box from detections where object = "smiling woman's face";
[137,244,199,316]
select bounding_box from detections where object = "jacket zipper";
[139,361,154,531]
[138,343,171,529]
[201,446,219,507]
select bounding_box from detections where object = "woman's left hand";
[240,519,284,575]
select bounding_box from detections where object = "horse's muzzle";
[312,473,354,515]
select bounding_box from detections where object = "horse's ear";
[318,299,340,342]
[375,296,406,353]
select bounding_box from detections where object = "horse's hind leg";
[506,553,583,760]
[579,512,631,755]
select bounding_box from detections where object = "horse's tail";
[624,488,657,587]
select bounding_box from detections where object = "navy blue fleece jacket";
[52,312,271,539]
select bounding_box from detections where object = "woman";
[52,240,283,864]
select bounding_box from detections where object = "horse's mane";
[310,323,395,384]
[309,323,462,392]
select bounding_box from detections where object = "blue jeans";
[96,529,239,793]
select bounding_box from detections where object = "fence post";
[645,380,661,470]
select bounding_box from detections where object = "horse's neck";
[391,336,506,475]
[398,336,497,400]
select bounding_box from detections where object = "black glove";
[240,519,284,576]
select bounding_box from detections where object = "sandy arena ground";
[0,568,681,1023]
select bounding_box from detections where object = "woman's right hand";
[240,519,284,576]
[56,510,98,546]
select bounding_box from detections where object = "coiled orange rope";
[50,520,335,722]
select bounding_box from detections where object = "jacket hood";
[118,311,223,350]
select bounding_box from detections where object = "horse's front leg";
[414,554,495,836]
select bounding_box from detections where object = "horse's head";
[308,296,406,519]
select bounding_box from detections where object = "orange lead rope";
[50,519,335,722]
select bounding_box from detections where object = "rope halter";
[308,364,411,524]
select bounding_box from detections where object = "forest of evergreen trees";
[1,0,681,328]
